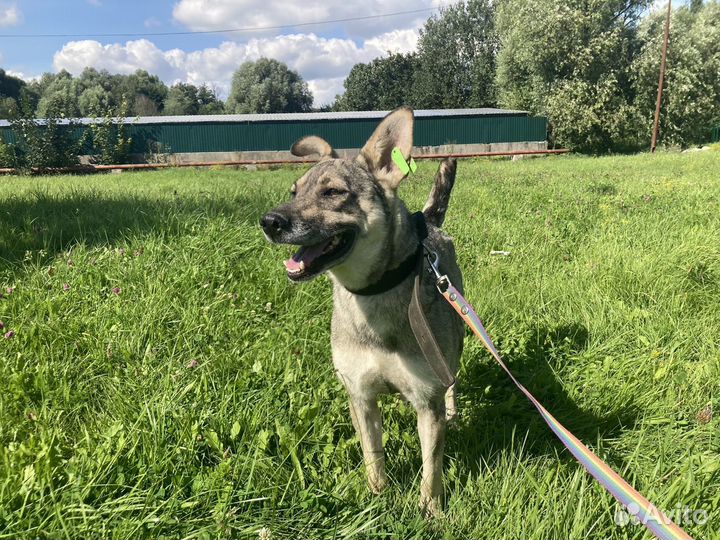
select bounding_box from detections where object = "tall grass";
[0,152,718,539]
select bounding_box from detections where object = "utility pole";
[651,0,672,153]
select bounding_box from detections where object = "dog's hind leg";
[417,400,446,518]
[348,398,387,494]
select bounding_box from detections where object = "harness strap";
[408,252,456,388]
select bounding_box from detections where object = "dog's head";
[260,107,414,287]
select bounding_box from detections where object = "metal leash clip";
[422,243,451,293]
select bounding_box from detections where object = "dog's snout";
[260,212,291,236]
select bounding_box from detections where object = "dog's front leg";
[348,397,387,494]
[417,402,446,517]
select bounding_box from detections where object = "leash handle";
[437,276,693,540]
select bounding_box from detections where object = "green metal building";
[0,108,547,156]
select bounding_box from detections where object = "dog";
[260,107,464,516]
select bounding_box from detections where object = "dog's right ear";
[291,136,338,159]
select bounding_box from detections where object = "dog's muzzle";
[260,211,291,240]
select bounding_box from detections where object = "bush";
[86,101,133,165]
[9,114,83,170]
[0,139,18,168]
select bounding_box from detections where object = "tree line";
[0,57,313,120]
[335,0,720,152]
[1,0,719,154]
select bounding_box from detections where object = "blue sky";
[1,1,227,71]
[0,0,438,105]
[0,0,675,106]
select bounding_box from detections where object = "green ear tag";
[392,147,417,175]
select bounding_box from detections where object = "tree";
[78,86,113,116]
[631,1,720,147]
[164,83,200,115]
[0,68,24,118]
[0,69,25,101]
[412,0,498,109]
[119,70,168,116]
[35,70,80,118]
[196,85,224,114]
[333,53,417,111]
[495,0,651,152]
[164,83,225,115]
[226,58,313,114]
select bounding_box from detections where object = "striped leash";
[424,249,693,540]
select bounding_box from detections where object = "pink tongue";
[283,239,331,271]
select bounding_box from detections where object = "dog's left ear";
[291,136,338,159]
[357,106,414,192]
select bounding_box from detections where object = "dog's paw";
[444,385,458,425]
[419,494,445,519]
[368,470,388,494]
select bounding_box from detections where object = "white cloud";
[53,28,420,106]
[172,0,435,39]
[53,39,183,81]
[0,2,22,27]
[6,69,39,82]
[307,77,345,108]
[144,17,162,28]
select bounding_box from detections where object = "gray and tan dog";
[261,107,464,516]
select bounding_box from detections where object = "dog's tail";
[422,158,457,228]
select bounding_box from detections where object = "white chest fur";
[330,290,440,407]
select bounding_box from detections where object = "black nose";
[260,212,290,236]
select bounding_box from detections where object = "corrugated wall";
[0,114,547,153]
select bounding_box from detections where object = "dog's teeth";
[287,260,305,275]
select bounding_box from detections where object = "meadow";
[0,151,718,539]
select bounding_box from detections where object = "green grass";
[1,152,719,539]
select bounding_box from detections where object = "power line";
[0,7,440,39]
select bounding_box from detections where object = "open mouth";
[283,229,357,281]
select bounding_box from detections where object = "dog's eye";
[323,188,346,197]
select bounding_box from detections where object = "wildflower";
[188,359,199,368]
[697,404,713,425]
[264,302,272,312]
[258,527,272,540]
[0,320,4,330]
[112,287,121,295]
[4,330,14,339]
[6,286,14,294]
[63,283,71,291]
[67,259,74,267]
